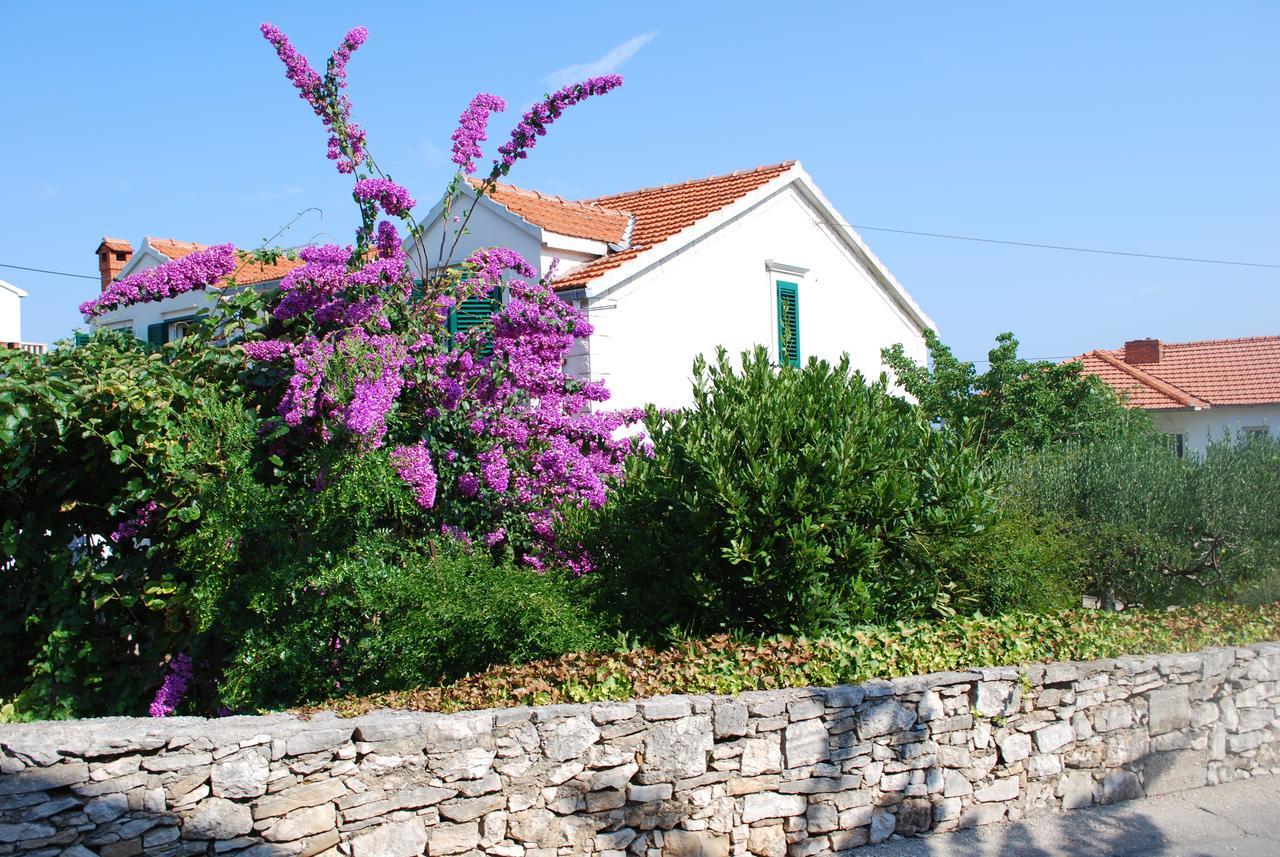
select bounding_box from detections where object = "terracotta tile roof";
[467,179,632,244]
[1073,335,1280,409]
[552,161,797,289]
[148,237,305,287]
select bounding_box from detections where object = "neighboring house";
[1075,336,1280,457]
[88,237,303,344]
[408,161,935,409]
[0,278,45,355]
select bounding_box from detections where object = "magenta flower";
[149,653,193,718]
[494,75,623,173]
[391,442,437,508]
[353,178,416,218]
[450,93,507,174]
[81,244,235,319]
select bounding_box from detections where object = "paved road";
[860,775,1280,857]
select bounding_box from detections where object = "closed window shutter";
[146,322,168,349]
[776,280,800,367]
[447,287,500,355]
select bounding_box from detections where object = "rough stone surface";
[0,643,1276,856]
[180,797,252,840]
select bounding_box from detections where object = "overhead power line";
[0,263,98,281]
[7,219,1279,286]
[842,224,1280,270]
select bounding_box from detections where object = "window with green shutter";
[776,280,800,367]
[146,322,168,349]
[447,287,501,355]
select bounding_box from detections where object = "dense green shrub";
[882,331,1149,456]
[0,332,251,718]
[212,536,612,711]
[998,430,1280,607]
[0,335,614,720]
[573,348,993,636]
[931,511,1085,615]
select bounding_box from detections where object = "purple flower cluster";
[149,653,193,718]
[391,442,437,508]
[261,23,367,173]
[353,178,416,218]
[450,93,507,174]
[81,244,236,319]
[495,76,623,171]
[109,500,161,543]
[230,25,641,570]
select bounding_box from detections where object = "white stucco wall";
[408,197,542,280]
[0,284,23,343]
[581,183,929,411]
[1152,405,1280,458]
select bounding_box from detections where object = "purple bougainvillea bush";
[81,24,639,580]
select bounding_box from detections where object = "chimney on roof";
[1123,338,1162,364]
[96,238,133,292]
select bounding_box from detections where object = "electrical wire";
[842,224,1280,270]
[0,263,98,280]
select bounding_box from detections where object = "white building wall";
[0,287,22,343]
[409,200,543,280]
[1153,404,1280,458]
[583,184,929,411]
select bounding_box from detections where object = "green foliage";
[0,331,253,718]
[213,536,612,711]
[574,347,993,636]
[932,511,1085,615]
[322,602,1280,715]
[882,331,1148,455]
[998,429,1280,607]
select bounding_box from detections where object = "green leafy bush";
[0,332,251,718]
[214,536,612,711]
[882,331,1149,456]
[574,347,993,636]
[932,511,1085,615]
[998,429,1280,607]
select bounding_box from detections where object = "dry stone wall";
[2,642,1278,857]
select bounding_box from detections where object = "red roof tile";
[552,162,796,288]
[148,237,305,287]
[468,179,632,244]
[1073,335,1280,409]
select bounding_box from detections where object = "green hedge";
[315,602,1280,716]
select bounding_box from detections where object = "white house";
[89,162,935,409]
[409,161,935,409]
[88,237,303,344]
[0,278,45,354]
[1076,336,1280,457]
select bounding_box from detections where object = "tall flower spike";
[450,93,507,174]
[494,75,623,174]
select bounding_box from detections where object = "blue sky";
[3,1,1277,364]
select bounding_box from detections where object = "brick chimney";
[96,237,133,292]
[1123,338,1162,364]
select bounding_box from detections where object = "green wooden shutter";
[447,287,500,355]
[74,332,91,348]
[146,322,168,349]
[776,280,800,367]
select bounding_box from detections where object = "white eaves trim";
[407,183,542,265]
[0,279,28,298]
[578,161,937,334]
